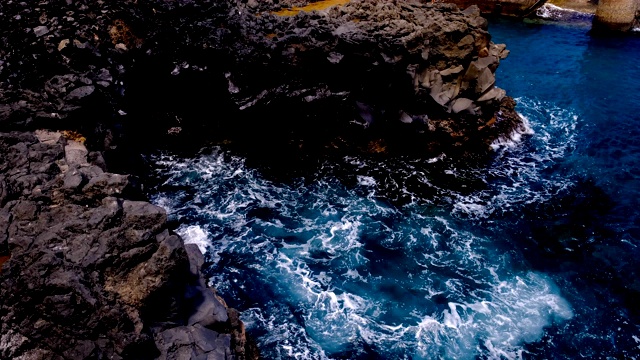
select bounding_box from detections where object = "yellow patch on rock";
[273,0,350,16]
[109,19,143,49]
[367,139,387,154]
[61,130,86,143]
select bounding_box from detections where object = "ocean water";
[150,18,640,359]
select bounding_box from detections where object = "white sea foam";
[357,175,376,187]
[490,114,535,150]
[176,225,210,254]
[452,98,579,219]
[536,3,594,21]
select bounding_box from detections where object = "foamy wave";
[536,3,594,22]
[490,115,535,150]
[452,98,579,218]
[176,225,210,254]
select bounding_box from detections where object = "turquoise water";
[150,19,640,359]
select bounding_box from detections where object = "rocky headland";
[0,0,522,359]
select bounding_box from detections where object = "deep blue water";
[150,17,640,359]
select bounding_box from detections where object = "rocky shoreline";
[0,131,253,359]
[0,0,522,359]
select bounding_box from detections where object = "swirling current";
[149,19,640,359]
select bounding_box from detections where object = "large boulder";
[593,0,638,32]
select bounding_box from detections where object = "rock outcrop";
[593,0,638,32]
[0,0,521,160]
[216,0,521,158]
[0,131,250,359]
[0,0,522,358]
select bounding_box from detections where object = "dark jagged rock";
[0,132,247,359]
[0,0,520,160]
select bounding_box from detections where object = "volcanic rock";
[0,132,247,359]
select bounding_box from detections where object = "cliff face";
[217,0,521,158]
[0,0,520,159]
[0,0,520,359]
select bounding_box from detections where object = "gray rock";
[0,176,6,207]
[33,26,49,37]
[123,200,167,231]
[65,85,95,100]
[476,67,495,94]
[399,111,413,124]
[0,207,9,249]
[82,172,131,200]
[188,287,230,326]
[11,200,38,221]
[62,169,85,192]
[64,141,88,166]
[155,325,231,360]
[185,243,205,277]
[34,130,62,145]
[0,132,242,359]
[451,98,474,113]
[439,65,464,76]
[477,87,506,102]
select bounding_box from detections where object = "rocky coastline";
[0,131,252,359]
[0,0,522,359]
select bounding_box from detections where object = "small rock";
[58,39,70,51]
[64,141,88,166]
[73,39,88,49]
[65,85,95,101]
[327,52,344,64]
[451,98,474,113]
[439,65,464,76]
[477,87,506,102]
[62,170,84,192]
[33,26,49,37]
[35,130,62,145]
[399,111,413,124]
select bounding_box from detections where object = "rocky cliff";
[0,0,521,359]
[0,131,250,359]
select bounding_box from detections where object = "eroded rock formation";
[0,0,520,159]
[0,131,250,359]
[0,0,522,358]
[217,1,521,158]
